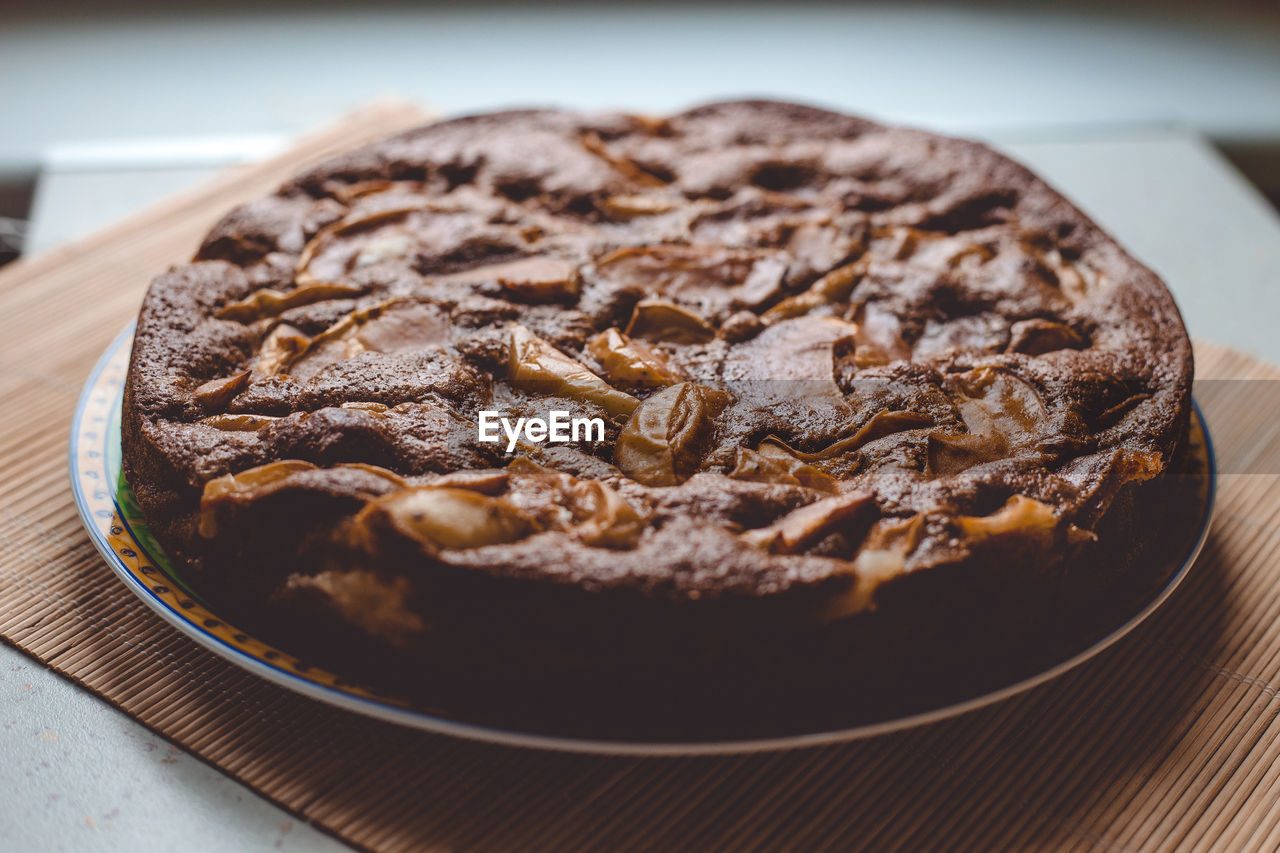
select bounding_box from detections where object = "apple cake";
[122,101,1194,729]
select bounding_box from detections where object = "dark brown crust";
[121,100,1193,660]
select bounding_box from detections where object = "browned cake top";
[124,100,1192,617]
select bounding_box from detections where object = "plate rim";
[69,324,1216,756]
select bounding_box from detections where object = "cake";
[122,101,1194,732]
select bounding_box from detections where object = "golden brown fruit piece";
[761,258,868,323]
[602,194,678,220]
[623,299,716,344]
[568,480,646,547]
[728,444,839,493]
[199,413,280,432]
[927,367,1050,475]
[849,301,912,366]
[254,324,311,375]
[429,469,510,495]
[191,371,250,411]
[507,458,646,548]
[615,382,728,486]
[586,327,684,389]
[294,204,433,285]
[596,244,786,316]
[761,410,934,462]
[283,300,453,380]
[723,315,859,382]
[720,315,862,438]
[202,459,315,497]
[216,283,365,323]
[368,486,533,551]
[957,494,1057,541]
[740,491,873,554]
[199,460,317,537]
[1039,246,1102,302]
[508,324,639,417]
[199,460,407,536]
[470,256,580,302]
[1006,318,1087,356]
[819,514,925,620]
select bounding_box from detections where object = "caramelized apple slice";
[507,458,646,548]
[819,514,925,619]
[199,460,317,536]
[216,283,364,323]
[568,479,646,547]
[1006,318,1086,356]
[191,371,250,411]
[728,445,839,493]
[615,382,728,486]
[452,256,580,302]
[199,460,408,536]
[587,327,684,389]
[508,325,639,417]
[761,410,933,462]
[602,194,677,220]
[429,469,510,495]
[957,494,1057,541]
[369,486,533,550]
[721,316,860,436]
[199,413,279,432]
[255,324,311,375]
[295,204,433,284]
[761,258,868,323]
[740,491,872,554]
[928,367,1051,475]
[284,300,452,380]
[598,244,787,319]
[850,301,912,366]
[624,299,716,344]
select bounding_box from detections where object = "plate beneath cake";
[71,326,1215,755]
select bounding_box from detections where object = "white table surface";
[4,3,1280,184]
[5,125,1280,852]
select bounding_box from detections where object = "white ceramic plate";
[71,325,1215,754]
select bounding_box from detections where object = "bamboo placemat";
[3,103,1280,851]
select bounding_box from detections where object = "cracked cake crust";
[121,100,1193,672]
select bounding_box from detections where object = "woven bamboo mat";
[3,104,1280,851]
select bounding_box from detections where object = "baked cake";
[122,101,1194,731]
